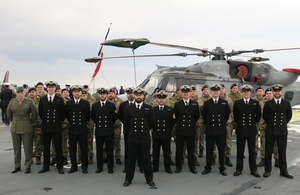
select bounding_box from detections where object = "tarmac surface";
[0,110,300,195]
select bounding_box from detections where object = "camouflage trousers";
[256,129,279,159]
[33,127,43,157]
[224,122,234,158]
[50,128,69,158]
[103,126,121,159]
[78,128,94,158]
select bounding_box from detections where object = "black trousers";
[96,135,114,170]
[69,133,88,170]
[1,106,8,123]
[175,135,195,170]
[236,135,257,173]
[124,134,144,171]
[205,134,226,171]
[265,134,288,174]
[42,132,63,169]
[152,138,171,171]
[125,142,153,182]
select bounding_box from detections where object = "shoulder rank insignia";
[145,108,150,110]
[253,103,256,105]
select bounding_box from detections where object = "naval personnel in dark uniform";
[202,84,230,176]
[263,84,293,179]
[65,85,90,174]
[174,85,200,174]
[233,84,261,178]
[38,81,65,174]
[152,92,175,174]
[123,88,156,188]
[91,88,117,174]
[118,87,144,173]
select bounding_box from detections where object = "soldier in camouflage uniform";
[106,88,123,164]
[190,86,204,166]
[77,85,96,164]
[28,87,43,165]
[220,84,234,167]
[198,85,212,160]
[227,83,243,166]
[254,87,279,167]
[50,87,69,165]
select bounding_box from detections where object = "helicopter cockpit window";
[144,77,163,95]
[166,77,176,92]
[284,91,294,101]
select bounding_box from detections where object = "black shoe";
[82,169,88,174]
[147,181,156,187]
[24,168,31,174]
[190,169,197,174]
[68,168,77,173]
[211,158,216,165]
[50,158,56,166]
[233,171,242,176]
[11,167,21,174]
[225,157,233,167]
[165,169,173,174]
[116,158,122,164]
[175,168,181,173]
[123,180,131,187]
[170,158,175,166]
[199,149,203,158]
[280,172,293,179]
[108,169,114,174]
[251,171,261,178]
[140,169,144,173]
[220,170,227,176]
[38,167,49,174]
[122,169,126,173]
[58,168,65,174]
[103,158,107,163]
[263,172,270,177]
[63,157,68,165]
[202,169,211,175]
[95,169,103,173]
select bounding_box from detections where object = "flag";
[92,23,112,78]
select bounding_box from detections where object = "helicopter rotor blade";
[149,42,209,53]
[85,52,208,63]
[237,55,270,62]
[226,47,300,57]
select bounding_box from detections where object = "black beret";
[230,83,237,89]
[28,88,36,93]
[83,85,89,89]
[255,86,263,92]
[82,91,87,95]
[201,85,209,91]
[265,88,273,93]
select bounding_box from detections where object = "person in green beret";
[7,86,38,174]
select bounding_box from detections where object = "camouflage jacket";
[108,98,122,127]
[87,93,97,104]
[191,96,204,127]
[171,94,182,103]
[252,95,267,129]
[220,93,234,123]
[32,96,43,127]
[61,97,71,129]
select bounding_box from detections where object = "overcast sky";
[1,0,300,90]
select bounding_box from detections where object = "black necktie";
[185,101,188,106]
[130,102,133,105]
[102,103,104,107]
[137,105,140,109]
[49,96,52,104]
[245,100,248,105]
[160,106,163,111]
[277,100,279,105]
[214,100,217,104]
[76,101,78,104]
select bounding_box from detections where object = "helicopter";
[85,38,300,106]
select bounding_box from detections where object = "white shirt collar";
[183,98,190,104]
[128,100,135,104]
[74,98,81,103]
[274,98,282,104]
[100,100,107,105]
[47,94,55,101]
[243,98,250,103]
[212,97,219,102]
[135,102,143,109]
